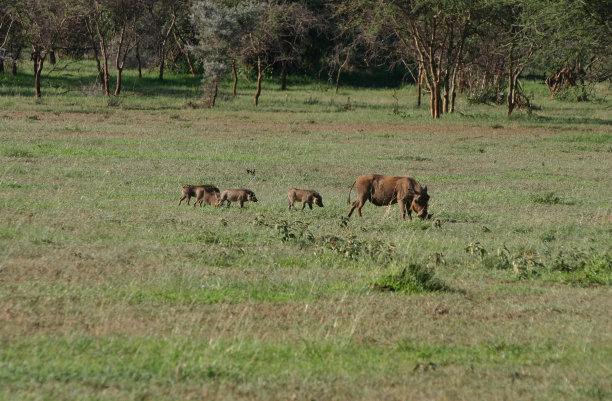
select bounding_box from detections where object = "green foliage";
[531,192,562,205]
[373,264,448,294]
[253,214,396,263]
[466,242,612,285]
[1,68,611,400]
[467,87,504,105]
[549,250,612,286]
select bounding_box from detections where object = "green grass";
[1,59,611,400]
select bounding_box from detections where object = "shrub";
[373,264,447,294]
[549,250,612,286]
[531,192,562,205]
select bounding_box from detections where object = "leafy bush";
[373,264,448,294]
[466,241,611,285]
[549,250,612,285]
[555,84,594,102]
[531,192,562,205]
[467,87,504,105]
[317,234,395,263]
[253,214,396,263]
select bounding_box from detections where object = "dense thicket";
[1,0,610,116]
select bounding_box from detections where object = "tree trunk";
[442,80,450,114]
[34,56,43,98]
[85,18,102,80]
[494,71,502,103]
[507,65,515,117]
[93,48,102,81]
[115,68,123,96]
[0,58,4,73]
[49,50,56,64]
[136,45,142,78]
[281,61,287,91]
[449,75,457,113]
[186,54,195,77]
[172,30,195,77]
[158,15,176,81]
[335,52,350,94]
[210,83,218,108]
[12,59,17,75]
[114,23,136,96]
[449,64,460,113]
[416,65,423,107]
[232,60,237,96]
[430,80,441,119]
[158,45,165,81]
[254,56,262,106]
[94,20,110,97]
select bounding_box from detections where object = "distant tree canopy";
[1,0,610,116]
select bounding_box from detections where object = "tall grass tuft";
[373,264,448,293]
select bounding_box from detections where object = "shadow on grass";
[0,71,202,98]
[534,115,612,126]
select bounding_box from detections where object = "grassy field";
[1,61,611,400]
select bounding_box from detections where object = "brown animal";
[194,186,221,207]
[287,189,323,210]
[347,174,431,220]
[178,185,219,206]
[219,189,258,208]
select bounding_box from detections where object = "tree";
[9,0,80,97]
[347,0,475,118]
[0,5,16,73]
[265,0,319,91]
[110,0,142,96]
[190,0,261,105]
[86,0,145,97]
[477,0,535,117]
[145,0,191,81]
[530,0,612,99]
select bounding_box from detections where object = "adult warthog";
[347,174,431,219]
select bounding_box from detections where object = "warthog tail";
[347,180,356,205]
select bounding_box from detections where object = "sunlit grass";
[1,59,611,400]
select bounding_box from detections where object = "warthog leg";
[399,202,412,220]
[348,197,366,218]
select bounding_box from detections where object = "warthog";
[194,186,221,207]
[287,189,323,210]
[347,174,431,219]
[178,185,219,206]
[219,189,258,208]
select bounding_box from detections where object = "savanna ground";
[1,61,611,400]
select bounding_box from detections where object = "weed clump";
[531,192,562,205]
[465,242,611,285]
[317,234,395,263]
[549,250,612,286]
[466,243,542,280]
[254,214,397,263]
[373,264,448,294]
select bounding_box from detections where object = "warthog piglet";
[179,185,219,206]
[219,189,258,208]
[287,188,323,210]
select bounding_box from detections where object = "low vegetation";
[0,62,611,400]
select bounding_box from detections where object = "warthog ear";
[423,186,428,193]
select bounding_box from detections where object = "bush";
[549,250,612,285]
[531,192,562,205]
[373,264,448,294]
[466,242,612,285]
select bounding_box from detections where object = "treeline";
[1,0,610,117]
